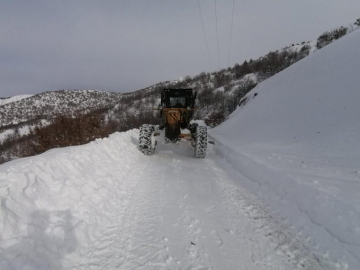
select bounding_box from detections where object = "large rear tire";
[195,126,207,158]
[139,124,155,155]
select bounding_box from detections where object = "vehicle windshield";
[170,97,186,107]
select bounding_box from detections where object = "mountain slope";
[212,28,360,154]
[0,95,33,107]
[211,28,360,269]
[0,90,122,127]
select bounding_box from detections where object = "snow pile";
[0,95,33,107]
[211,28,360,269]
[0,131,141,269]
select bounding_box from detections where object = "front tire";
[139,124,155,155]
[195,126,207,158]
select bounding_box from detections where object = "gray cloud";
[1,0,360,97]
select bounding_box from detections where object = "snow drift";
[211,28,360,269]
[0,132,136,269]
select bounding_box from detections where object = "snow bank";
[211,29,360,269]
[0,130,141,269]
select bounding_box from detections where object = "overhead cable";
[214,0,220,69]
[197,0,213,71]
[228,0,235,67]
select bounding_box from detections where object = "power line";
[228,0,235,67]
[197,0,213,71]
[214,0,220,69]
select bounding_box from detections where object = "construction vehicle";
[139,89,207,158]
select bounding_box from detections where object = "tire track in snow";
[111,138,300,269]
[205,155,334,270]
[76,151,154,269]
[87,135,334,269]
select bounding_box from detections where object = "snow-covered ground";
[0,95,32,107]
[0,131,334,270]
[211,28,360,269]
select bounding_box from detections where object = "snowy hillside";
[213,28,360,155]
[0,90,122,127]
[0,95,33,107]
[211,28,360,269]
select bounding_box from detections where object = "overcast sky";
[1,0,359,97]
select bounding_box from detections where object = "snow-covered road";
[0,130,334,269]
